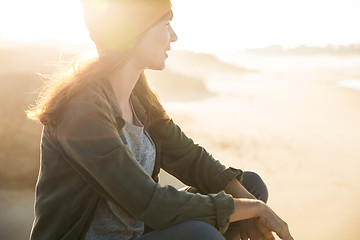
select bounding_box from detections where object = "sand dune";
[166,50,255,77]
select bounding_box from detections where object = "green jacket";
[30,78,243,239]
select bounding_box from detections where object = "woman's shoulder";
[72,78,115,108]
[60,79,116,125]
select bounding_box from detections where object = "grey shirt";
[85,100,156,240]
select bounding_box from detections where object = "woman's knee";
[180,221,225,240]
[242,171,269,203]
[140,221,224,240]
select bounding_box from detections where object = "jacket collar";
[130,92,148,127]
[101,77,148,128]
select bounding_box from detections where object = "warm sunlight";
[0,0,359,53]
[0,0,90,43]
[1,1,360,240]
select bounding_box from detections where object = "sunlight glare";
[0,0,359,53]
[0,0,90,43]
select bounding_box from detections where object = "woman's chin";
[146,62,166,71]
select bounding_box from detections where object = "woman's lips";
[165,48,170,57]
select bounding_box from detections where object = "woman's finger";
[240,218,265,240]
[249,230,266,240]
[257,205,293,240]
[263,231,275,240]
[256,222,274,240]
[240,231,248,240]
[276,221,293,240]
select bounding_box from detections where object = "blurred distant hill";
[243,43,360,55]
[166,50,253,76]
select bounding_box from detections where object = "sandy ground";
[1,53,360,239]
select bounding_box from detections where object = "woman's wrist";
[254,199,266,217]
[225,178,256,199]
[230,198,264,222]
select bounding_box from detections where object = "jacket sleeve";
[154,118,243,194]
[56,97,235,234]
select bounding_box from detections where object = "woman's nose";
[170,26,178,43]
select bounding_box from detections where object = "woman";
[27,0,293,239]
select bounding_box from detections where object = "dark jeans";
[139,171,268,240]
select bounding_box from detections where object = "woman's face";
[132,10,178,70]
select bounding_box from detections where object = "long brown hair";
[26,49,170,128]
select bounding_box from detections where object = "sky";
[0,0,359,54]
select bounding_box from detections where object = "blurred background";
[0,0,359,239]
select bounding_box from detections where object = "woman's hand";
[230,199,293,240]
[237,218,270,240]
[255,202,293,240]
[236,214,292,240]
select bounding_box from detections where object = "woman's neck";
[108,57,143,124]
[108,57,143,110]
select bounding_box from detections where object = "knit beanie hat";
[82,0,172,54]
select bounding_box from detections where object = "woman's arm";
[154,118,243,194]
[225,177,255,199]
[229,198,262,222]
